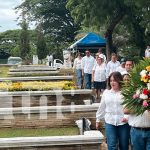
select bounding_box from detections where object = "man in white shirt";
[106,53,120,78]
[124,59,134,72]
[81,50,95,89]
[120,59,134,76]
[124,109,150,150]
[145,45,150,58]
[47,54,53,67]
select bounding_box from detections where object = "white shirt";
[73,57,82,70]
[81,55,95,74]
[106,60,120,78]
[128,111,150,128]
[92,63,106,82]
[116,66,126,73]
[145,48,150,57]
[96,89,126,126]
[47,55,53,62]
[49,55,53,61]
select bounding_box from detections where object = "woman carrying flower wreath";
[96,71,130,150]
[122,59,150,150]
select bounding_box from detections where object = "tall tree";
[16,0,79,43]
[67,0,127,59]
[19,15,30,60]
[66,0,150,59]
[124,0,150,56]
[36,25,48,60]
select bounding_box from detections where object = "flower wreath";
[122,58,150,115]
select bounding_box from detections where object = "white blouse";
[73,57,82,70]
[96,89,126,126]
[92,63,106,82]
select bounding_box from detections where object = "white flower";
[139,94,148,99]
[136,89,141,95]
[140,70,147,76]
[147,83,150,90]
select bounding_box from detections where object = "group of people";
[94,56,150,149]
[73,48,150,150]
[73,49,133,99]
[96,70,150,150]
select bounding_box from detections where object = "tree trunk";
[105,12,125,61]
[105,31,113,61]
[132,19,146,57]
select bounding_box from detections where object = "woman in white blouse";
[73,53,82,88]
[96,71,130,150]
[92,55,107,100]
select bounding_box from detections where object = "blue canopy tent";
[68,32,106,53]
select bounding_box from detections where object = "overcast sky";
[0,0,23,32]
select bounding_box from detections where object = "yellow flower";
[146,66,150,72]
[141,75,149,83]
[0,81,75,91]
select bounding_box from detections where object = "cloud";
[0,0,22,32]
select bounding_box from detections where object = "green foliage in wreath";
[122,58,150,116]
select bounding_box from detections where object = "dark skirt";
[94,81,106,90]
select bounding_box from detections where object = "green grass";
[0,127,79,138]
[0,66,10,77]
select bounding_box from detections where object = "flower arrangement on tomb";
[122,58,150,115]
[0,81,77,91]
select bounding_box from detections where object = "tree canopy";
[0,30,20,58]
[66,0,150,59]
[16,0,79,42]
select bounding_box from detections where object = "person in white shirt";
[116,58,126,73]
[124,59,134,73]
[124,108,150,149]
[94,53,100,65]
[98,48,107,63]
[73,53,82,88]
[120,59,134,76]
[106,53,120,78]
[47,54,53,67]
[96,72,130,150]
[92,55,107,100]
[145,45,150,58]
[81,50,95,89]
